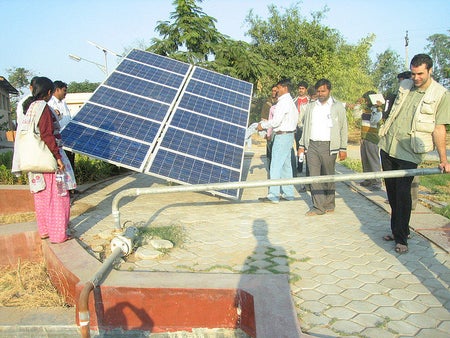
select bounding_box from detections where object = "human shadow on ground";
[335,162,450,314]
[235,218,293,336]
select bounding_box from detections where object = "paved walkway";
[1,138,449,337]
[64,140,450,337]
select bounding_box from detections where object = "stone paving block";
[324,306,357,320]
[424,307,450,321]
[379,277,408,289]
[361,327,397,338]
[416,328,450,338]
[437,320,450,333]
[299,300,328,314]
[315,284,344,295]
[336,278,364,289]
[312,274,341,285]
[355,273,382,284]
[300,289,325,301]
[345,300,378,314]
[330,320,364,335]
[397,274,423,285]
[340,288,371,301]
[406,313,439,329]
[367,294,398,306]
[352,313,385,327]
[433,289,450,302]
[397,300,428,313]
[373,269,401,279]
[389,288,419,301]
[331,269,358,279]
[376,306,407,320]
[414,294,445,307]
[360,282,390,295]
[320,294,351,307]
[387,320,420,336]
[299,312,330,326]
[305,326,336,337]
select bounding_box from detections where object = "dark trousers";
[65,150,75,171]
[307,141,336,213]
[295,126,303,173]
[380,150,417,245]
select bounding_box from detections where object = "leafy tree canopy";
[67,80,100,93]
[371,48,403,97]
[426,31,450,87]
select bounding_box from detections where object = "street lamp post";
[68,54,107,75]
[69,41,123,78]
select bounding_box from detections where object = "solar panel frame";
[62,49,192,172]
[145,66,252,198]
[61,50,253,199]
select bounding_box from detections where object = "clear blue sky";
[1,0,448,86]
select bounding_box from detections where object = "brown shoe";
[306,209,325,216]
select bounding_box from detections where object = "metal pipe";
[78,228,138,337]
[112,167,444,229]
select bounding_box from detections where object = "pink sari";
[33,172,70,243]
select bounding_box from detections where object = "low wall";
[1,222,305,337]
[0,185,34,215]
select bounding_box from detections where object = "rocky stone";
[135,246,163,259]
[150,239,174,249]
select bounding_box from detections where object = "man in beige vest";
[378,53,450,254]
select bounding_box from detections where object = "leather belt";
[275,130,295,135]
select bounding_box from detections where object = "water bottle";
[298,153,304,163]
[55,170,67,196]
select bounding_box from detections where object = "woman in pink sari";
[17,77,76,243]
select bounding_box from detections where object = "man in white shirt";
[48,80,72,128]
[257,78,299,203]
[48,80,77,191]
[299,78,348,215]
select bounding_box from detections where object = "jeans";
[267,133,295,201]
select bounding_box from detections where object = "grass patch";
[340,158,449,219]
[138,224,186,248]
[340,158,363,173]
[0,259,69,307]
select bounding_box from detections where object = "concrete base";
[1,222,304,337]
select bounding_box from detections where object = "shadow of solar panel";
[62,49,252,199]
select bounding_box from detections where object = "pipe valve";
[110,226,139,256]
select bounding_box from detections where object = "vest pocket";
[411,130,434,153]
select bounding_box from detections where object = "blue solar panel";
[62,50,253,199]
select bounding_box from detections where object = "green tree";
[426,32,450,86]
[6,67,35,122]
[207,38,269,86]
[6,67,33,97]
[371,48,403,97]
[245,4,374,101]
[67,80,100,93]
[148,0,223,64]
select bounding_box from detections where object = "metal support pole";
[111,168,444,229]
[78,228,138,337]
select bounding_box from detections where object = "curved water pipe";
[78,226,138,338]
[112,167,444,229]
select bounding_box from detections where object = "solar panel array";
[61,49,253,199]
